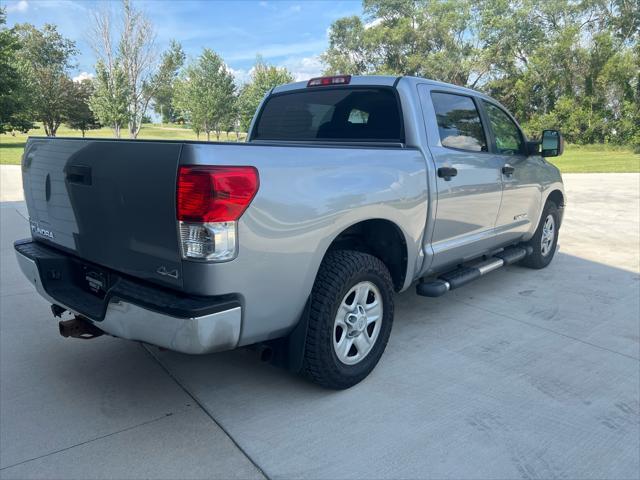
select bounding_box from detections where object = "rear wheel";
[520,201,560,269]
[302,250,394,389]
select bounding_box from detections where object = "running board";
[416,246,533,297]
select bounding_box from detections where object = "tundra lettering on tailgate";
[30,221,54,240]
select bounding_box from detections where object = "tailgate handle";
[66,165,92,185]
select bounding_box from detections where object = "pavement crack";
[0,413,173,472]
[142,344,270,480]
[455,298,640,362]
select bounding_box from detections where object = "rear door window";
[252,88,402,142]
[430,92,487,152]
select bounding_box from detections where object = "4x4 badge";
[157,266,179,279]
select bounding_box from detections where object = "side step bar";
[416,246,533,297]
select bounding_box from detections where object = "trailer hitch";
[58,316,104,340]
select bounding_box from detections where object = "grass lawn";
[0,124,246,165]
[1,125,638,173]
[548,143,640,173]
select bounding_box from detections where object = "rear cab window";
[252,87,403,143]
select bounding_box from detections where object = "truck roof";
[271,75,490,101]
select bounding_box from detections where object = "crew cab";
[15,75,565,389]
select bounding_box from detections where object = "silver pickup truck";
[15,75,565,389]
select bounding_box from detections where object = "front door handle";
[502,164,515,176]
[437,167,457,181]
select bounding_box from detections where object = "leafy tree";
[237,57,294,132]
[90,60,129,138]
[151,40,185,123]
[323,0,482,86]
[321,17,370,76]
[91,0,177,138]
[0,9,32,134]
[221,100,239,141]
[323,0,639,146]
[175,49,236,141]
[13,23,77,136]
[65,79,100,137]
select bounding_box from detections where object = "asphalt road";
[1,173,638,479]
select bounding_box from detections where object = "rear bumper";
[14,240,242,354]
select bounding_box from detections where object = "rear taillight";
[177,166,259,262]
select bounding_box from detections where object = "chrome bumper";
[16,250,242,354]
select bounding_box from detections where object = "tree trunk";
[44,121,58,137]
[131,121,141,139]
[206,131,210,141]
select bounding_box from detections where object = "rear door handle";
[502,164,515,176]
[437,167,457,181]
[65,165,92,185]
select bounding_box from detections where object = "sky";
[3,0,364,83]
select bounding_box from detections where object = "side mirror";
[541,130,564,157]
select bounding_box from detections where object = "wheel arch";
[546,189,565,208]
[269,218,410,374]
[324,218,409,292]
[544,188,565,227]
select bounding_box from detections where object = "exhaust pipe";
[59,316,104,340]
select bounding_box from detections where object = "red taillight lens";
[177,166,259,222]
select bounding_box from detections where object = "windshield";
[252,87,403,143]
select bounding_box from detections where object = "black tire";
[520,201,560,269]
[302,250,394,389]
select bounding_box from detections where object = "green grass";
[1,125,638,172]
[548,143,640,173]
[0,124,246,165]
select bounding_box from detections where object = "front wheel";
[520,201,560,269]
[302,250,394,389]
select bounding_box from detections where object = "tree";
[237,57,294,132]
[322,0,639,146]
[323,0,482,86]
[477,0,639,145]
[91,0,167,138]
[0,9,32,134]
[151,40,185,123]
[65,79,100,137]
[221,100,239,141]
[90,60,129,138]
[13,23,77,136]
[174,49,236,141]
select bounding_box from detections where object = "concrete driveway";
[1,172,638,479]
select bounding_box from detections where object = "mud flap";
[268,295,312,373]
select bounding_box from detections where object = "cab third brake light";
[307,75,351,87]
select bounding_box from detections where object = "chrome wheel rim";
[333,281,383,365]
[541,214,555,256]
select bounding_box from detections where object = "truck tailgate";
[22,138,184,289]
